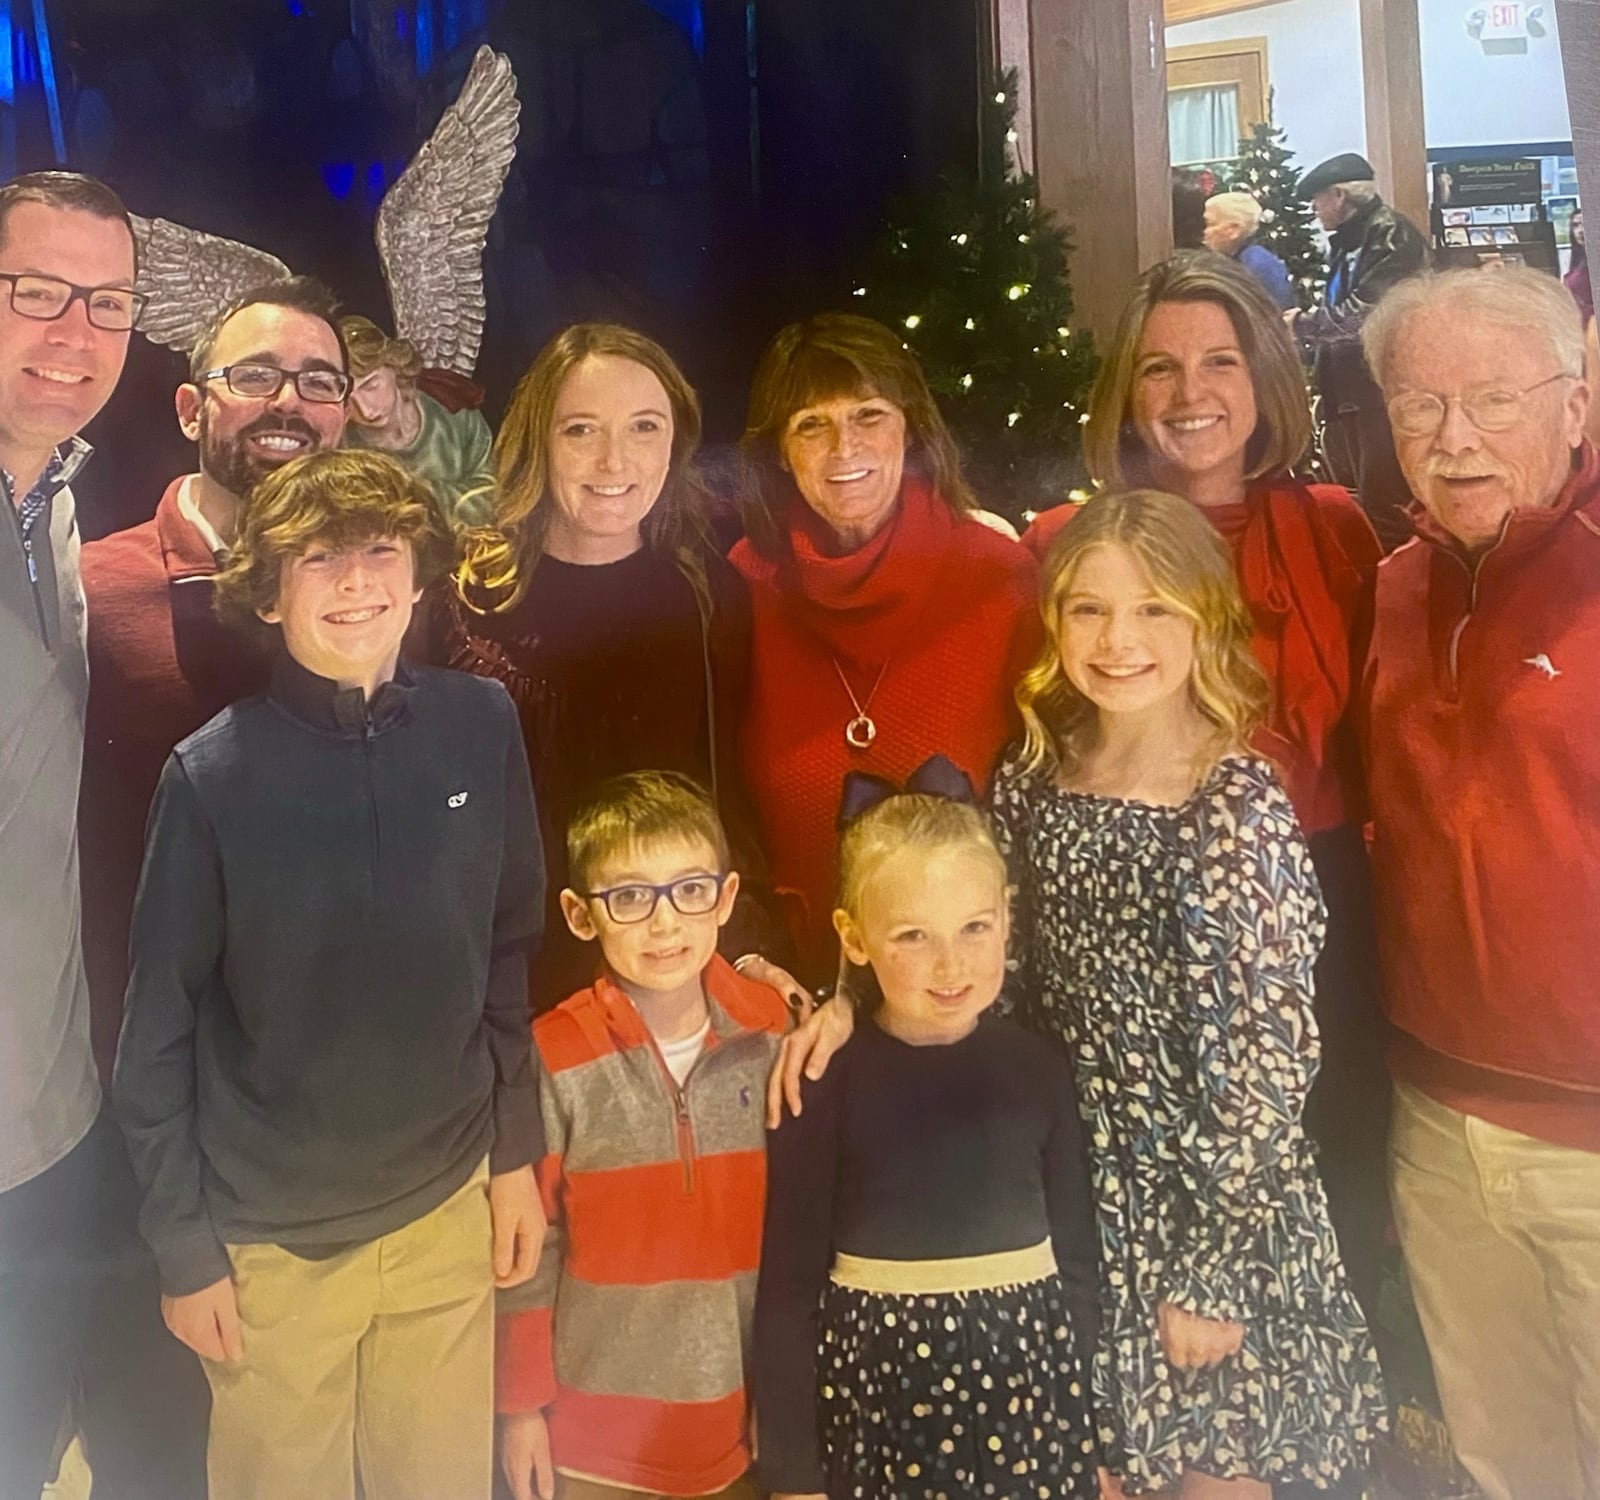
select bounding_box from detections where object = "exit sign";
[1482,2,1526,38]
[1467,1,1550,52]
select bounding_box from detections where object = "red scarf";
[776,475,962,671]
[1234,480,1372,823]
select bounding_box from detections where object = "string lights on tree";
[851,68,1098,522]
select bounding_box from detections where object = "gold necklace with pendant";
[833,658,890,750]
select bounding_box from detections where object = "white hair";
[1334,179,1380,207]
[1362,265,1586,390]
[1205,191,1262,236]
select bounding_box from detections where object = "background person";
[732,312,1040,986]
[442,322,780,1013]
[1288,152,1428,552]
[114,449,545,1500]
[1203,191,1294,310]
[1360,265,1600,1500]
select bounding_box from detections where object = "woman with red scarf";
[1025,252,1389,1328]
[731,313,1040,986]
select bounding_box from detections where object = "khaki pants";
[557,1476,758,1500]
[1390,1083,1600,1500]
[206,1163,494,1500]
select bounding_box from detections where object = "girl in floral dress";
[992,490,1385,1497]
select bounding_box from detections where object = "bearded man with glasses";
[77,278,350,1104]
[1358,265,1600,1500]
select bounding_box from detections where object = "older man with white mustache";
[1359,265,1600,1500]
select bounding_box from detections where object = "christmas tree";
[1223,108,1326,309]
[852,70,1098,521]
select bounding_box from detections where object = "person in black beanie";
[1288,152,1428,551]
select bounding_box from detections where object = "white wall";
[1418,0,1571,149]
[1166,0,1365,176]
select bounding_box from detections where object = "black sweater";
[113,655,544,1296]
[437,545,779,1009]
[754,1016,1101,1493]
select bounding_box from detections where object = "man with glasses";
[78,278,349,1093]
[1359,265,1600,1500]
[0,170,211,1500]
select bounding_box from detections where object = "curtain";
[1168,84,1240,165]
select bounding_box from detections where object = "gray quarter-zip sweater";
[0,439,101,1192]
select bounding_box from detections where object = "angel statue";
[129,43,518,525]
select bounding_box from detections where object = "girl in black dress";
[754,771,1100,1500]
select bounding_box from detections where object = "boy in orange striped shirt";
[496,771,789,1500]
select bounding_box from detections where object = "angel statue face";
[543,353,675,564]
[178,300,348,499]
[0,200,136,458]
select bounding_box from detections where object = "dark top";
[438,545,775,1009]
[753,1015,1100,1492]
[1296,196,1428,412]
[113,654,544,1296]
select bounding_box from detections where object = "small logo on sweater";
[739,1086,751,1109]
[448,791,469,808]
[1523,653,1561,680]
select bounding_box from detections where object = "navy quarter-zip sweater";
[114,652,545,1296]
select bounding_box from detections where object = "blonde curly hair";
[1015,488,1267,779]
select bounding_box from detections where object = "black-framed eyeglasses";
[1386,371,1578,438]
[0,272,146,331]
[198,362,352,404]
[578,873,728,925]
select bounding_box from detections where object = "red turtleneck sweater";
[732,481,1041,979]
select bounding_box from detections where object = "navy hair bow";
[836,754,978,830]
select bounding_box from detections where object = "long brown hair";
[1083,252,1311,491]
[455,323,715,614]
[739,312,975,557]
[1015,489,1268,781]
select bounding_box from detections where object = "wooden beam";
[1165,0,1280,24]
[1360,0,1428,232]
[1028,0,1172,350]
[1556,0,1600,312]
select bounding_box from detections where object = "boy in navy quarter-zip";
[114,448,546,1500]
[496,771,788,1500]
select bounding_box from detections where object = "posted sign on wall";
[1466,2,1551,54]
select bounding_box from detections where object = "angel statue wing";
[130,215,292,356]
[375,45,520,378]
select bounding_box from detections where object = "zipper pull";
[24,541,37,584]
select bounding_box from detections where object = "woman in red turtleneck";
[1025,252,1389,1324]
[731,314,1040,983]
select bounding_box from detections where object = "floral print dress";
[991,753,1387,1491]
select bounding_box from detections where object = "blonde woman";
[993,490,1385,1498]
[440,323,778,1011]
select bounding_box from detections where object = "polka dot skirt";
[817,1273,1098,1499]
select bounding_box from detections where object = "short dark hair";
[212,448,453,628]
[189,275,347,380]
[0,171,135,264]
[566,771,731,893]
